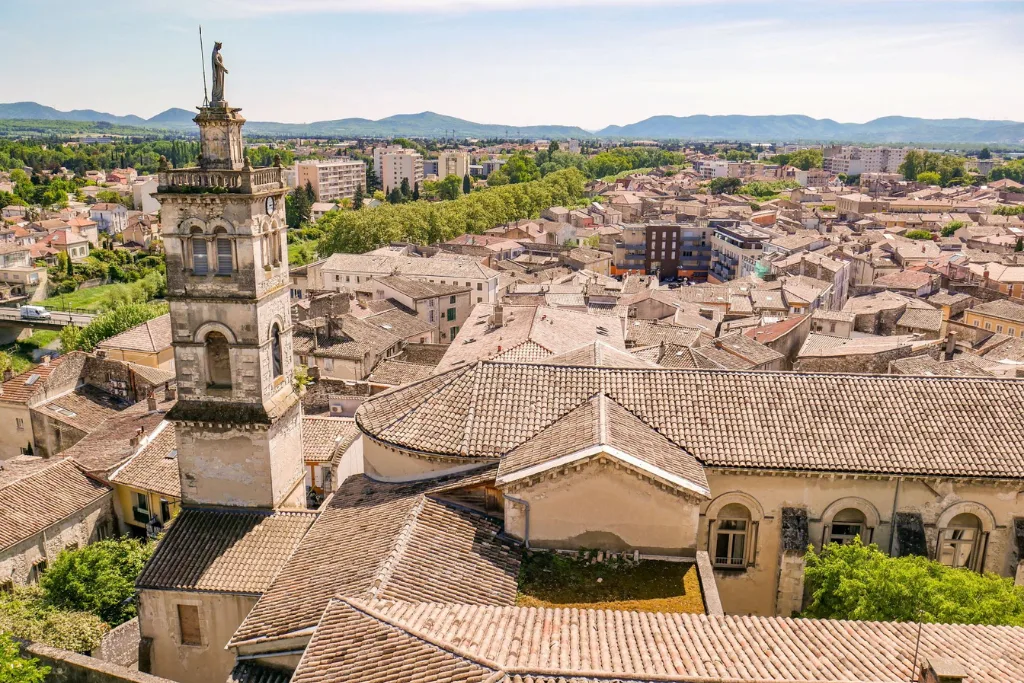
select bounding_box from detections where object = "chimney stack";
[944,331,956,361]
[918,657,967,683]
[147,393,158,411]
[2,369,13,382]
[164,385,177,402]
[492,304,504,328]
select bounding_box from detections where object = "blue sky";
[3,0,1022,129]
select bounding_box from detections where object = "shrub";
[0,587,107,653]
[0,633,49,683]
[803,538,1024,625]
[904,229,934,240]
[72,301,167,352]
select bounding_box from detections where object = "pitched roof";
[0,356,66,405]
[322,253,498,281]
[497,394,708,496]
[302,417,359,463]
[971,299,1024,325]
[33,385,128,433]
[137,508,317,594]
[537,341,659,369]
[60,393,175,476]
[109,423,180,497]
[368,359,440,386]
[889,354,994,378]
[0,459,110,551]
[97,314,171,353]
[300,598,1024,683]
[229,467,518,647]
[374,276,470,299]
[896,307,944,332]
[624,320,704,348]
[706,331,785,367]
[356,362,1024,478]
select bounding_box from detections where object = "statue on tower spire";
[211,41,228,105]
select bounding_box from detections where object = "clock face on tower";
[265,196,275,215]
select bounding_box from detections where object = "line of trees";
[317,168,587,254]
[523,146,686,181]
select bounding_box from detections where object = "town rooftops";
[0,356,66,405]
[301,416,359,464]
[109,423,180,498]
[291,597,1024,683]
[537,341,658,369]
[97,313,171,353]
[889,354,994,378]
[136,507,317,594]
[367,359,436,386]
[0,458,110,551]
[355,361,1024,478]
[322,252,499,281]
[970,299,1024,325]
[373,276,469,299]
[872,269,935,290]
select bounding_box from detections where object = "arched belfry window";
[271,325,283,379]
[205,332,232,388]
[191,228,208,275]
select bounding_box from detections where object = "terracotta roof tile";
[302,416,359,464]
[96,314,172,353]
[108,423,180,497]
[137,508,316,594]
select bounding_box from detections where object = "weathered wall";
[0,402,34,459]
[699,471,1024,616]
[175,397,304,509]
[362,438,487,480]
[93,618,140,669]
[504,457,701,555]
[794,343,940,374]
[20,641,175,683]
[29,409,88,459]
[0,494,114,585]
[138,589,258,683]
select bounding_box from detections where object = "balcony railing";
[159,165,284,195]
[132,506,150,525]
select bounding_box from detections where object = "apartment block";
[378,149,424,193]
[824,146,911,176]
[436,150,470,179]
[295,159,367,202]
[708,221,770,283]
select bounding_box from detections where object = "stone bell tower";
[155,51,304,510]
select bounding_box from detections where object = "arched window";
[214,229,232,275]
[826,508,868,545]
[191,228,208,275]
[205,331,232,388]
[937,513,984,571]
[271,324,283,379]
[712,503,751,569]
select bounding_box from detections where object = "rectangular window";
[216,238,232,275]
[450,326,459,338]
[177,604,202,646]
[135,491,149,512]
[192,241,208,275]
[428,310,435,323]
[938,528,981,570]
[713,519,748,568]
[450,295,456,304]
[477,297,482,304]
[477,283,482,291]
[828,522,863,545]
[160,499,172,522]
[15,418,23,431]
[997,325,1004,334]
[447,308,456,321]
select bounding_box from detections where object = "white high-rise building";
[436,150,470,179]
[295,159,366,202]
[379,149,424,193]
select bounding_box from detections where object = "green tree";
[548,140,560,154]
[0,587,108,652]
[917,171,942,186]
[286,188,312,228]
[786,149,824,170]
[0,634,49,683]
[304,181,316,204]
[0,351,10,378]
[65,251,73,277]
[438,174,462,201]
[709,177,743,195]
[399,177,411,200]
[58,325,82,354]
[501,152,541,184]
[803,538,1024,626]
[412,182,420,201]
[353,186,364,210]
[941,221,965,237]
[905,229,935,240]
[1016,236,1023,253]
[41,538,155,626]
[979,147,992,160]
[463,174,472,195]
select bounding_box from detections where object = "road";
[0,307,95,327]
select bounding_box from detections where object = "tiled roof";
[137,508,316,594]
[229,467,517,646]
[537,341,658,369]
[294,316,402,360]
[322,253,498,281]
[364,307,435,341]
[302,416,359,463]
[356,362,1024,478]
[303,599,1024,683]
[0,357,65,405]
[61,393,175,476]
[889,354,994,378]
[109,423,180,497]
[227,662,294,683]
[497,394,708,496]
[375,276,470,299]
[97,314,171,353]
[896,307,944,332]
[0,459,110,550]
[624,320,704,348]
[971,299,1024,325]
[34,385,128,433]
[368,359,436,385]
[706,332,785,367]
[872,269,934,290]
[436,305,625,373]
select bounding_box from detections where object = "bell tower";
[156,50,304,510]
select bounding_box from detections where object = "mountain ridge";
[1,102,1023,144]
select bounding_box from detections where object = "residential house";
[96,313,174,370]
[46,230,90,260]
[964,299,1024,338]
[89,202,129,234]
[109,422,181,538]
[299,416,360,501]
[367,276,472,343]
[321,252,501,305]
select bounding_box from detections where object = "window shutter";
[217,238,232,274]
[192,239,208,274]
[177,604,201,645]
[747,520,759,567]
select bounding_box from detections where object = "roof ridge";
[368,496,426,599]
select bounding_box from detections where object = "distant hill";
[2,102,1023,144]
[597,114,1024,144]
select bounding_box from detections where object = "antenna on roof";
[199,25,209,106]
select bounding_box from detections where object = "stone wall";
[93,618,140,669]
[20,641,174,683]
[794,343,940,374]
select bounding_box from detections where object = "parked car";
[20,305,51,320]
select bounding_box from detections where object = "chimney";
[95,349,106,359]
[944,331,956,361]
[918,657,968,683]
[492,304,504,328]
[3,369,12,382]
[164,385,177,402]
[41,355,50,367]
[147,393,158,411]
[129,427,145,449]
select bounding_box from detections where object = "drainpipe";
[503,494,530,549]
[888,476,902,556]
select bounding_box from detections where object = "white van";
[20,305,52,320]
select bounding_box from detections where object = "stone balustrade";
[158,165,283,194]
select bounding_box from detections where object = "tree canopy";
[803,539,1024,626]
[899,150,966,186]
[41,538,155,626]
[0,587,108,652]
[318,168,586,254]
[438,174,462,201]
[0,634,49,683]
[63,301,167,352]
[709,177,743,195]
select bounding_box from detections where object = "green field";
[39,284,131,313]
[2,330,59,374]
